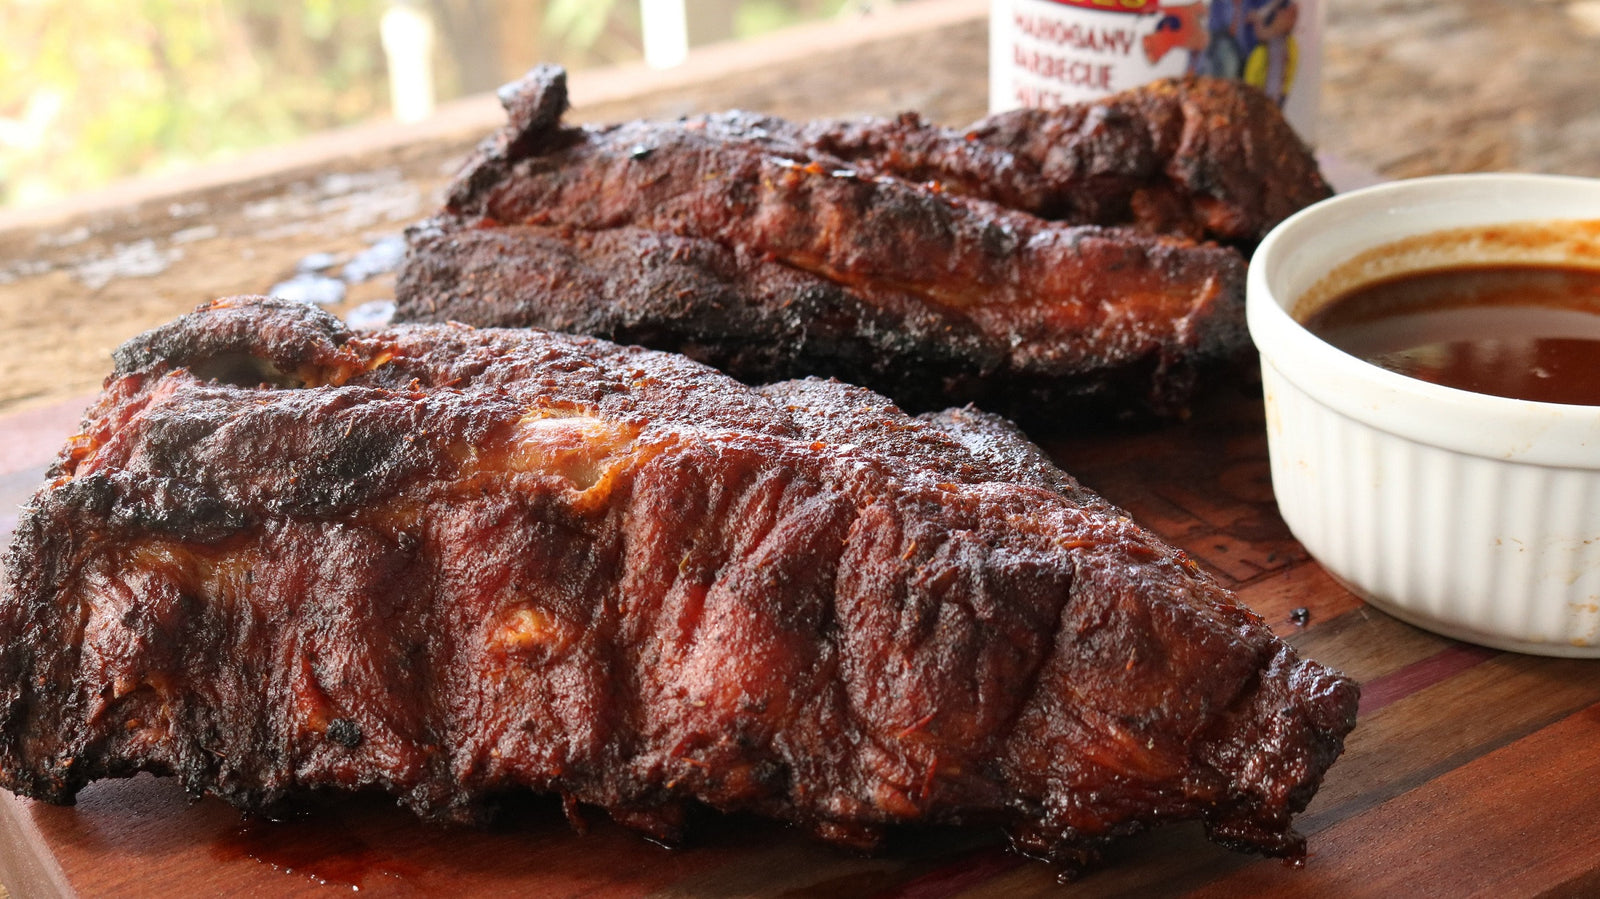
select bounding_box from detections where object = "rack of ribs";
[0,298,1357,874]
[394,66,1330,424]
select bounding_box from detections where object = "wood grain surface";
[4,0,1600,895]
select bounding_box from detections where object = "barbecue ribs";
[395,67,1330,423]
[0,299,1357,872]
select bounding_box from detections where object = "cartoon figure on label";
[1142,2,1211,73]
[1143,0,1299,105]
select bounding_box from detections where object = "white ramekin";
[1248,174,1600,657]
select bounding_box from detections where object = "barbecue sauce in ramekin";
[1303,264,1600,406]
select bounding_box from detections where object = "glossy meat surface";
[0,299,1357,872]
[394,67,1324,424]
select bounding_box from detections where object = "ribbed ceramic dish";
[1248,174,1600,656]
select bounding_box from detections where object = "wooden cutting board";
[3,386,1599,898]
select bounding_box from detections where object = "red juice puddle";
[872,844,1026,898]
[210,810,423,891]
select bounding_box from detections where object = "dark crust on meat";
[446,66,1329,248]
[397,219,1245,423]
[0,299,1357,874]
[963,78,1330,246]
[394,66,1302,426]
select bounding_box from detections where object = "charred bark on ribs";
[395,66,1330,424]
[0,299,1357,873]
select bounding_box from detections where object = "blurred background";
[0,0,900,209]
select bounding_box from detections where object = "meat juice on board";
[989,0,1323,139]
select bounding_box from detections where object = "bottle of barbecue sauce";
[990,0,1323,140]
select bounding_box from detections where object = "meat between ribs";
[0,299,1357,873]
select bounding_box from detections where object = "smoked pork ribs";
[0,299,1357,872]
[395,66,1331,423]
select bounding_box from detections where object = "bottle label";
[989,0,1321,140]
